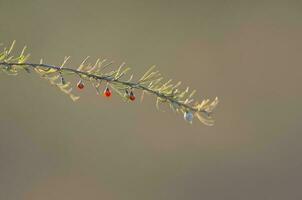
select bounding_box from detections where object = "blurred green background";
[0,0,301,199]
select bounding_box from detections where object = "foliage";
[0,41,219,125]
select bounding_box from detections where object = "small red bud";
[103,87,112,97]
[129,91,135,101]
[77,80,84,90]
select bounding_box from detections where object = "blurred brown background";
[0,0,301,199]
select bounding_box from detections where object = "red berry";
[129,91,135,101]
[103,87,112,97]
[77,80,84,90]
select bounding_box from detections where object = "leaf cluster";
[0,41,219,125]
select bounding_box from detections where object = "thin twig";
[0,61,207,114]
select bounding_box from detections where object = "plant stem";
[0,62,209,115]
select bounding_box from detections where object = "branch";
[0,41,219,125]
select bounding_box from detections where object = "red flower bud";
[129,91,135,101]
[103,87,112,97]
[77,80,84,90]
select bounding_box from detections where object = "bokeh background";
[0,0,301,199]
